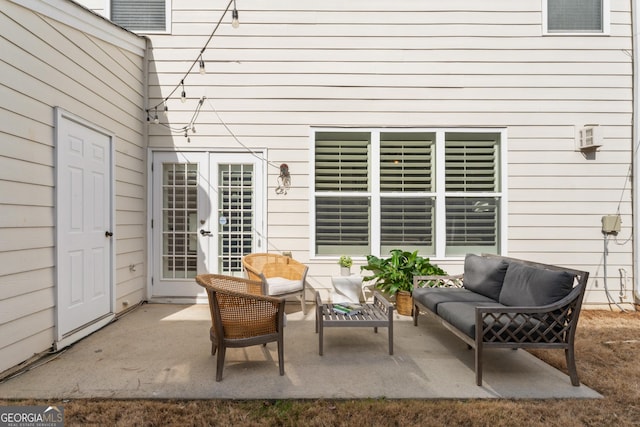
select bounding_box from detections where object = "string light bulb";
[153,107,159,124]
[180,80,186,103]
[232,0,240,28]
[199,55,206,74]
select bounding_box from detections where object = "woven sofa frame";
[413,254,589,387]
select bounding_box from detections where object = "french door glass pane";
[445,197,499,256]
[162,163,198,279]
[315,196,370,255]
[381,197,435,254]
[218,164,254,274]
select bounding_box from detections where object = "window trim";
[542,0,610,36]
[309,127,509,261]
[106,0,172,35]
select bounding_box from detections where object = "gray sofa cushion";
[499,262,575,307]
[413,287,495,313]
[437,301,551,340]
[462,254,509,301]
[436,302,504,338]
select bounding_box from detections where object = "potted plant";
[360,249,446,315]
[338,255,353,276]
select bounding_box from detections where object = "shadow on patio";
[0,303,600,400]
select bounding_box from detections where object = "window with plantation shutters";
[445,133,500,256]
[380,133,435,253]
[111,0,168,33]
[315,132,370,192]
[315,132,371,255]
[312,129,505,258]
[380,133,434,193]
[445,133,498,193]
[545,0,608,34]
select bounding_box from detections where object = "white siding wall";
[0,0,147,374]
[77,0,106,16]
[146,0,633,306]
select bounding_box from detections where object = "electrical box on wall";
[576,125,602,152]
[601,215,621,235]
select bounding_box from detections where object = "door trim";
[54,108,116,348]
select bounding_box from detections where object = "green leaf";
[360,249,447,294]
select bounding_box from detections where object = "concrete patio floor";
[0,303,601,400]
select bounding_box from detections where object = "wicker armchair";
[242,253,309,313]
[195,274,286,381]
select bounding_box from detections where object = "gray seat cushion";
[435,302,504,338]
[413,287,495,313]
[499,262,575,307]
[462,254,509,301]
[437,301,547,340]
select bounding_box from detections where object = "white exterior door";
[151,151,265,299]
[56,109,114,348]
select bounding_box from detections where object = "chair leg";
[216,346,226,382]
[475,346,483,386]
[566,347,580,386]
[210,328,218,355]
[278,337,285,376]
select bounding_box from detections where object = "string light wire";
[145,2,291,192]
[146,0,235,115]
[204,97,292,193]
[204,97,281,171]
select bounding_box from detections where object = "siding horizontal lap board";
[1,0,146,373]
[145,0,632,306]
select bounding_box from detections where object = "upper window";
[312,129,506,259]
[544,0,610,34]
[110,0,170,33]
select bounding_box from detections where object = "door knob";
[200,229,212,236]
[105,231,113,237]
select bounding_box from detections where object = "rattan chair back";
[195,274,286,381]
[242,253,309,313]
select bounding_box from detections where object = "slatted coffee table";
[315,291,394,355]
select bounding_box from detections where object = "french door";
[151,151,265,298]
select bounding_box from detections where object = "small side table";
[331,275,364,303]
[315,291,394,355]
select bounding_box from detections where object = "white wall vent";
[577,125,602,151]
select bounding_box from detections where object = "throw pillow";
[499,262,575,306]
[462,254,509,301]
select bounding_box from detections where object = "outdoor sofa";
[412,253,589,386]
